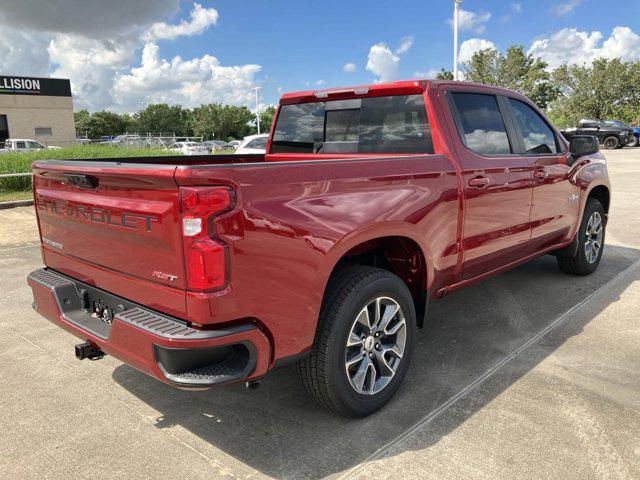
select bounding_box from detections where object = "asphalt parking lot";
[1,149,639,480]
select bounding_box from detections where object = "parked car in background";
[227,140,241,149]
[602,120,639,147]
[633,126,640,147]
[2,139,61,152]
[167,141,209,155]
[28,80,610,417]
[233,133,268,154]
[561,119,634,149]
[99,135,150,148]
[200,140,232,152]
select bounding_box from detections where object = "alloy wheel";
[344,296,407,395]
[584,211,603,264]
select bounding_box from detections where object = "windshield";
[603,120,630,128]
[271,94,434,154]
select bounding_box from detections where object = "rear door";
[505,97,579,249]
[446,89,535,280]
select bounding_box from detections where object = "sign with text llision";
[0,76,71,97]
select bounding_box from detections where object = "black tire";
[299,266,416,417]
[603,136,620,149]
[557,198,605,275]
[628,136,639,148]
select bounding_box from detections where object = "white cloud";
[449,8,491,34]
[113,43,261,110]
[0,0,179,37]
[528,26,640,69]
[366,43,401,82]
[511,3,522,13]
[396,36,414,55]
[0,1,264,112]
[143,3,219,41]
[0,27,50,77]
[316,79,326,85]
[366,36,414,83]
[551,0,582,16]
[413,69,440,79]
[343,62,357,73]
[48,33,138,111]
[459,38,496,63]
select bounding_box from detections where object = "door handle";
[468,176,490,188]
[534,169,549,180]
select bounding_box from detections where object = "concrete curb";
[0,199,34,210]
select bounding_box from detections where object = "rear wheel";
[603,136,620,149]
[557,198,605,275]
[299,266,415,417]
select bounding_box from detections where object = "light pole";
[453,0,461,81]
[252,86,261,135]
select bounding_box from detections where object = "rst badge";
[152,271,179,282]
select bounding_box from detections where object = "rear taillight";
[180,186,233,291]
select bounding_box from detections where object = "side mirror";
[570,135,599,158]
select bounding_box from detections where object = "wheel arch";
[317,228,431,329]
[587,184,610,215]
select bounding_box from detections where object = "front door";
[506,97,579,249]
[447,91,535,280]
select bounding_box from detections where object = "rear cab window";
[271,94,434,155]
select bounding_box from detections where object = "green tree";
[74,109,91,137]
[74,110,133,138]
[462,45,559,109]
[133,103,192,136]
[435,69,454,80]
[549,58,640,128]
[190,104,255,140]
[258,106,277,134]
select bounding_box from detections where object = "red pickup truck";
[28,80,610,417]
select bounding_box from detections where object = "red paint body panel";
[28,80,610,388]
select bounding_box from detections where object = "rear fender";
[314,222,432,303]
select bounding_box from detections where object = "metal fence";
[1,134,205,150]
[0,172,33,192]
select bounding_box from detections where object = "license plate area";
[53,273,141,340]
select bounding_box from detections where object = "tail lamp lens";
[180,186,233,291]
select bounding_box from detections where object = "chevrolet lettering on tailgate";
[36,196,159,232]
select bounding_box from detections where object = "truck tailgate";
[33,161,188,315]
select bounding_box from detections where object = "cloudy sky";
[1,0,639,112]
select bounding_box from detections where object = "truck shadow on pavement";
[112,245,639,479]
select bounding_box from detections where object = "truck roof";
[279,79,526,105]
[280,79,429,105]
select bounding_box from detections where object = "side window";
[247,137,267,149]
[16,141,26,149]
[508,99,559,154]
[450,92,512,155]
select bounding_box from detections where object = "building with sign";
[0,75,75,147]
